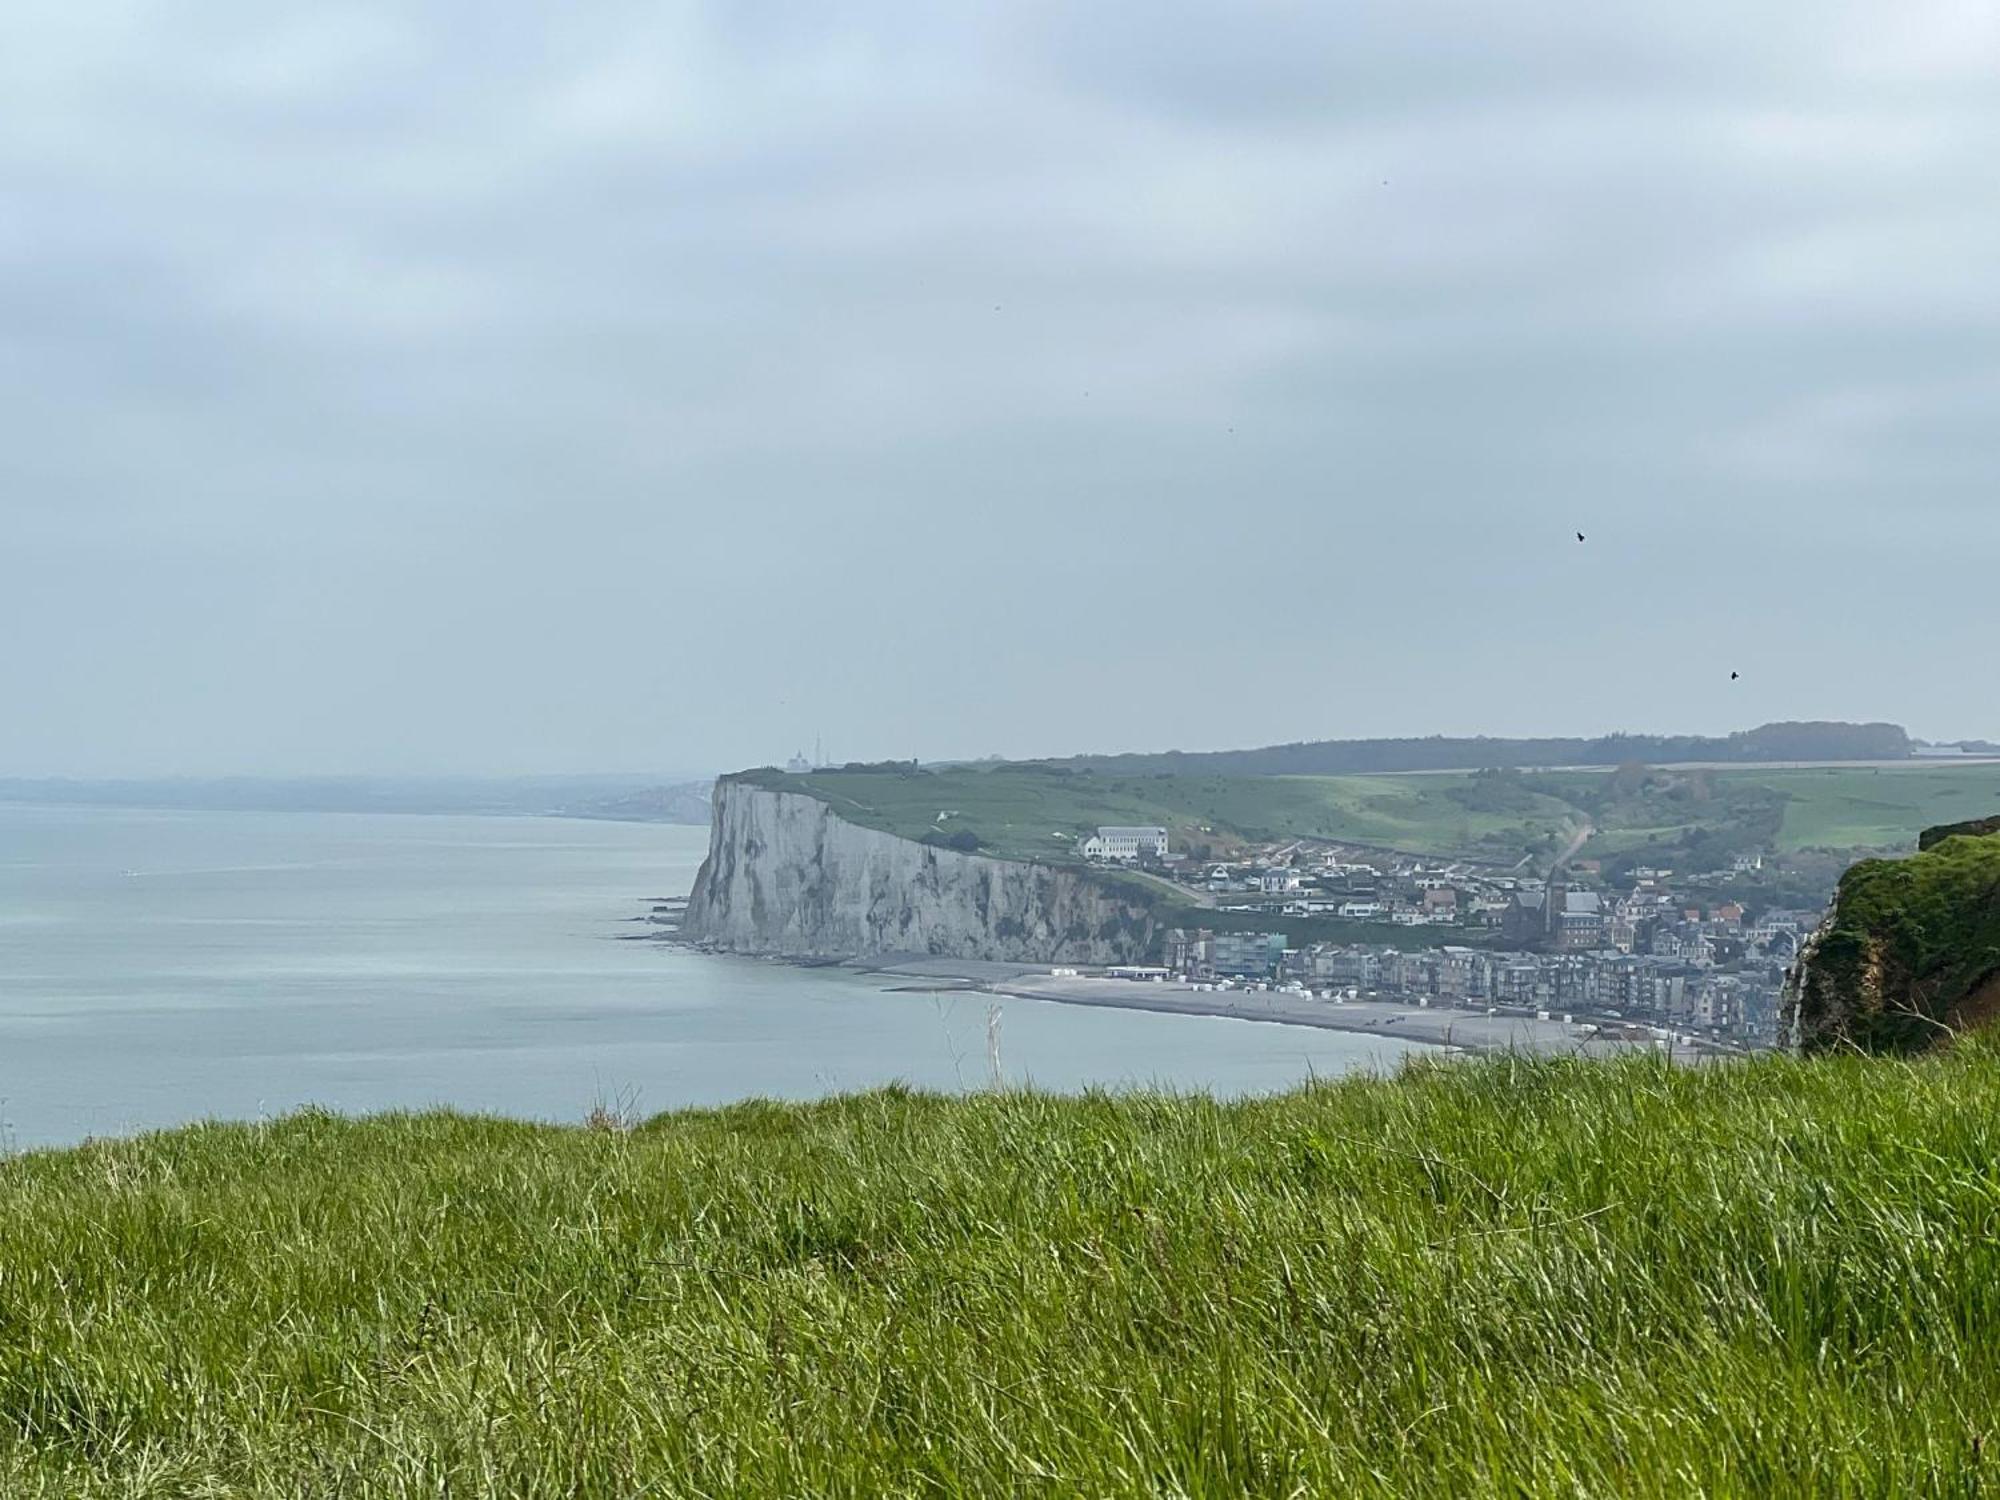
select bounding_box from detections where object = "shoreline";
[646,937,1740,1061]
[842,956,1730,1061]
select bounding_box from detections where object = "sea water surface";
[0,804,1416,1148]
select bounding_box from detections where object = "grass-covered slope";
[13,1054,2000,1493]
[1767,764,2000,852]
[740,760,2000,872]
[738,762,1589,863]
[1791,826,2000,1056]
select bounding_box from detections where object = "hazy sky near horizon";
[5,2,1997,776]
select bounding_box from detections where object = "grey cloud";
[2,0,1996,776]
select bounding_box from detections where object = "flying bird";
[1731,672,1741,681]
[1576,532,1586,543]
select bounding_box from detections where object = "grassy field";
[744,765,1589,865]
[10,1051,2000,1493]
[1757,764,2000,852]
[746,760,2000,871]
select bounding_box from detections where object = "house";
[1166,929,1214,974]
[1616,960,1688,1018]
[1648,923,1706,962]
[1315,947,1383,989]
[1212,931,1286,978]
[1551,956,1604,1008]
[1494,960,1542,1005]
[1381,951,1434,994]
[1436,947,1491,1000]
[1503,889,1550,946]
[1552,889,1607,952]
[1758,928,1802,962]
[1080,826,1170,862]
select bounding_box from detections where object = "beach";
[854,958,1734,1060]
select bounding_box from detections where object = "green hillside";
[1758,764,2000,851]
[742,760,2000,870]
[10,1051,2000,1493]
[743,764,1591,864]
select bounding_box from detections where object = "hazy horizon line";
[8,717,1996,785]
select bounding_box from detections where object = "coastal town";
[1081,825,1803,1047]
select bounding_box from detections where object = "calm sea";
[0,804,1415,1148]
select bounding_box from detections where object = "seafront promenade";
[855,958,1726,1060]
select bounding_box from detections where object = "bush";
[922,828,984,852]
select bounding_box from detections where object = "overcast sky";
[4,2,1997,776]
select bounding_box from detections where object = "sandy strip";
[892,970,1717,1060]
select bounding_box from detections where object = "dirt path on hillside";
[1553,819,1595,870]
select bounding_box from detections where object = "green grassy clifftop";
[731,762,1590,864]
[11,1053,2000,1492]
[735,760,2000,871]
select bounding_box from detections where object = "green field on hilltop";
[743,760,2000,873]
[1526,763,2000,863]
[12,1051,2000,1493]
[1754,764,2000,851]
[743,764,1588,864]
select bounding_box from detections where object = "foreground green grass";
[9,1051,2000,1495]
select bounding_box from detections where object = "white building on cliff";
[1081,826,1170,862]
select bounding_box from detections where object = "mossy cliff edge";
[1787,821,2000,1055]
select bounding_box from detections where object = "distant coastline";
[984,974,1718,1060]
[719,950,1734,1061]
[0,775,714,824]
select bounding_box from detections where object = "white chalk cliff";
[681,778,1162,962]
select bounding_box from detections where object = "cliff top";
[726,759,2000,871]
[14,1050,2000,1491]
[1920,814,2000,851]
[1793,819,2000,1054]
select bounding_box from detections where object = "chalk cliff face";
[681,779,1162,963]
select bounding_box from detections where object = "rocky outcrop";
[1919,815,2000,852]
[680,778,1164,963]
[1785,820,2000,1055]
